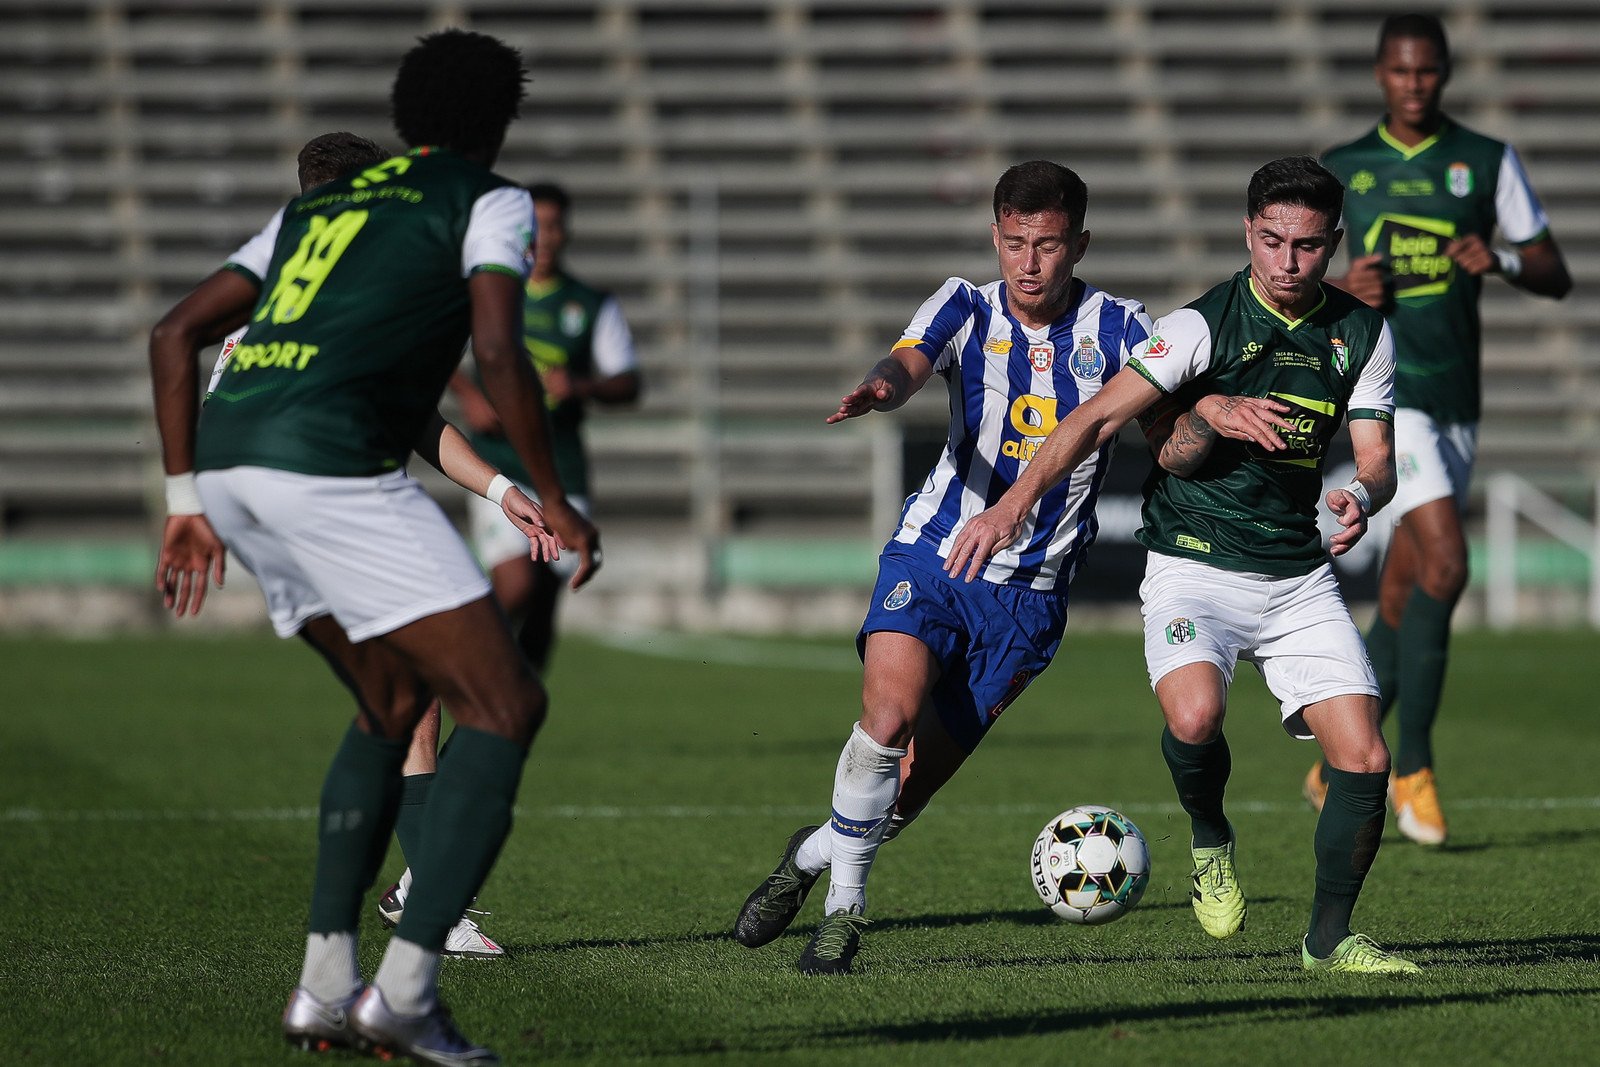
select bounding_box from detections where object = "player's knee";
[858,700,917,749]
[1418,554,1467,601]
[1164,702,1224,745]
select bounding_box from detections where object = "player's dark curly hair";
[391,29,527,155]
[1378,13,1450,65]
[1246,156,1344,224]
[993,161,1089,232]
[297,131,387,191]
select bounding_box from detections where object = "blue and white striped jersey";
[890,277,1152,594]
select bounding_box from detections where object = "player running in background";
[951,157,1422,974]
[733,161,1158,975]
[150,30,598,1063]
[375,183,641,949]
[1313,12,1571,845]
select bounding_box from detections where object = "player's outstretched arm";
[148,269,258,617]
[1326,417,1395,557]
[945,367,1160,582]
[827,347,934,424]
[469,270,601,588]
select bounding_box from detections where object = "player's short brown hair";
[993,161,1089,233]
[1246,156,1344,227]
[296,132,387,191]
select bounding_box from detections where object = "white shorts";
[1389,407,1477,522]
[198,466,491,642]
[466,481,589,580]
[1139,553,1378,739]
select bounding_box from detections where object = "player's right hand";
[944,502,1027,584]
[156,514,226,618]
[543,499,602,590]
[1195,395,1293,451]
[826,378,892,424]
[1337,254,1388,310]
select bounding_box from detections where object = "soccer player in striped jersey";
[951,157,1423,975]
[733,161,1158,974]
[1313,13,1572,846]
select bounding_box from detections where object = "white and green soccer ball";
[1030,805,1150,924]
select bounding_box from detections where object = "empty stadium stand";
[1,0,1595,554]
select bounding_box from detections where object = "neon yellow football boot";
[1190,831,1246,939]
[1302,933,1423,974]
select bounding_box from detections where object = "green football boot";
[797,906,869,975]
[1302,934,1423,974]
[1190,830,1247,939]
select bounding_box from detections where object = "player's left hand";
[1444,234,1496,276]
[945,502,1028,583]
[1324,488,1368,557]
[155,514,226,617]
[500,486,562,564]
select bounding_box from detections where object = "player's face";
[991,209,1090,328]
[1244,203,1342,318]
[1375,36,1448,132]
[531,200,568,277]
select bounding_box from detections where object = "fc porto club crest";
[1447,162,1473,199]
[1028,343,1054,372]
[883,580,912,611]
[1071,335,1105,380]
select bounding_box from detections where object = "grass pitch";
[2,628,1597,1065]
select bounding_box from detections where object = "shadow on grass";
[1394,933,1600,966]
[811,985,1591,1046]
[512,900,1286,957]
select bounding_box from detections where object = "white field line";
[5,795,1599,825]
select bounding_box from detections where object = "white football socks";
[298,931,361,1003]
[371,937,442,1017]
[821,722,906,915]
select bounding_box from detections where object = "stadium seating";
[0,0,1595,543]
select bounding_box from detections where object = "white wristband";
[164,472,204,516]
[486,474,515,506]
[1494,248,1523,280]
[1340,480,1372,516]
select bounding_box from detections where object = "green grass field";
[3,629,1597,1065]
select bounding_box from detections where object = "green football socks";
[393,771,436,866]
[394,726,528,951]
[1396,589,1454,777]
[308,723,408,933]
[1306,766,1388,959]
[1161,726,1233,849]
[1364,613,1399,720]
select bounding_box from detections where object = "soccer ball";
[1030,805,1150,924]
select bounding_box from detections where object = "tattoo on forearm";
[1161,410,1218,475]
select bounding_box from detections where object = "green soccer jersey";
[1130,270,1395,577]
[468,271,632,499]
[1322,118,1550,424]
[196,147,534,477]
